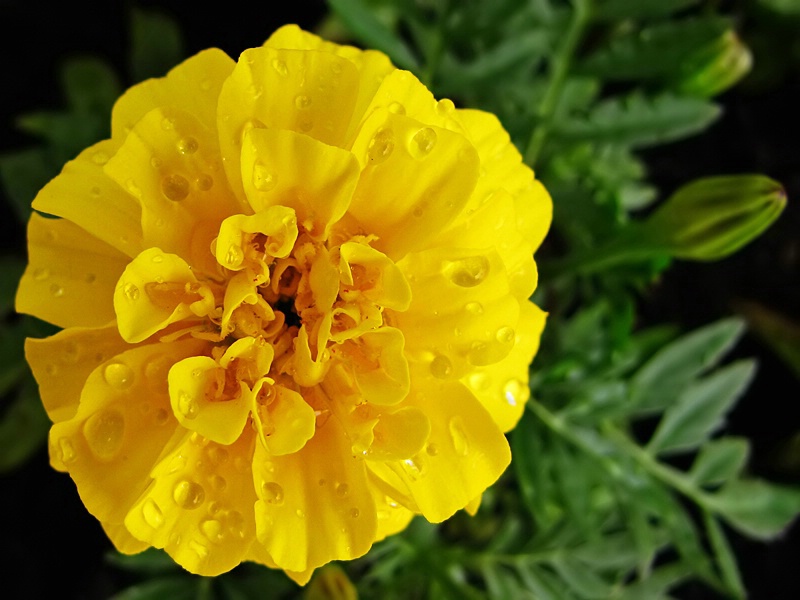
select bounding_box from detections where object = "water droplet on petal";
[409,127,437,159]
[445,256,490,287]
[402,455,427,480]
[207,446,229,465]
[173,480,205,509]
[201,518,224,543]
[468,372,490,391]
[103,363,134,390]
[349,508,360,518]
[228,511,246,538]
[272,58,289,77]
[367,128,394,164]
[143,499,164,528]
[178,392,199,419]
[496,327,515,344]
[436,98,455,116]
[262,481,284,505]
[252,163,276,191]
[161,174,190,201]
[294,94,311,109]
[295,509,305,518]
[83,409,125,460]
[504,378,530,407]
[177,137,198,155]
[448,417,469,456]
[225,244,244,267]
[426,443,439,456]
[388,101,405,115]
[210,475,227,492]
[189,539,209,558]
[123,283,140,301]
[196,174,213,191]
[430,354,453,379]
[92,151,109,165]
[33,268,50,281]
[58,437,76,463]
[49,284,64,298]
[335,483,350,498]
[155,408,170,425]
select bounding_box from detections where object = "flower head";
[17,25,551,582]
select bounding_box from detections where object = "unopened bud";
[305,564,358,600]
[637,175,786,261]
[676,31,753,97]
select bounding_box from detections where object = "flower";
[16,25,551,583]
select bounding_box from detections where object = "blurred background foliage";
[1,0,799,598]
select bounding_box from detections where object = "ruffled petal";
[252,414,377,572]
[252,382,316,456]
[463,302,546,432]
[48,338,209,524]
[105,107,241,273]
[112,48,235,141]
[217,46,361,203]
[102,520,149,555]
[124,429,259,576]
[368,379,510,522]
[16,213,130,328]
[32,139,143,257]
[348,109,479,259]
[240,127,360,240]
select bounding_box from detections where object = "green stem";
[524,0,591,166]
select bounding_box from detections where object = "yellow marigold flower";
[16,25,551,583]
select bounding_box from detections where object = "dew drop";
[161,173,190,202]
[294,94,311,109]
[225,244,244,267]
[63,342,80,364]
[210,475,227,492]
[45,364,58,376]
[91,150,109,165]
[173,480,205,509]
[201,518,224,543]
[207,501,220,515]
[388,101,405,115]
[50,284,64,298]
[409,127,437,159]
[430,354,453,379]
[207,446,229,465]
[272,58,289,77]
[349,508,360,518]
[177,137,199,155]
[189,539,209,558]
[445,256,490,287]
[298,118,313,132]
[436,98,455,116]
[295,509,305,519]
[103,362,134,390]
[468,372,490,391]
[426,443,439,456]
[123,282,140,301]
[58,437,76,464]
[367,128,394,164]
[32,268,49,281]
[150,156,162,169]
[496,327,515,344]
[262,481,284,505]
[83,409,125,460]
[402,455,427,480]
[196,174,213,191]
[228,511,246,538]
[335,482,350,498]
[143,499,164,528]
[126,178,142,198]
[252,163,276,191]
[178,391,199,420]
[448,416,469,457]
[504,378,530,407]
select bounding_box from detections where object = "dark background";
[0,1,798,598]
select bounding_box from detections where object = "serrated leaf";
[0,377,50,472]
[594,0,699,21]
[110,576,198,600]
[0,148,56,222]
[130,7,184,82]
[549,557,612,599]
[327,0,419,70]
[703,512,745,599]
[630,318,745,414]
[689,437,750,486]
[577,17,729,81]
[61,57,121,115]
[550,92,721,148]
[648,360,755,455]
[709,479,800,540]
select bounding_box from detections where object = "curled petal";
[338,242,411,310]
[367,406,430,461]
[339,327,410,407]
[215,206,299,273]
[252,382,316,456]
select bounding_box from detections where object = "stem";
[524,0,591,166]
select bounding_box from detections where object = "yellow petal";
[239,127,360,240]
[367,406,430,461]
[26,325,133,423]
[125,429,259,576]
[463,301,547,432]
[372,486,415,543]
[348,109,479,259]
[464,494,482,516]
[338,242,411,310]
[338,327,410,406]
[17,213,130,329]
[102,520,149,555]
[112,48,235,141]
[217,46,361,203]
[215,206,299,273]
[252,414,377,572]
[32,139,143,257]
[105,107,241,274]
[48,338,209,525]
[393,246,519,377]
[114,248,215,343]
[252,382,316,456]
[368,379,510,522]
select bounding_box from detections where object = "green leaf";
[110,576,198,600]
[549,557,612,599]
[571,532,646,572]
[709,479,800,540]
[648,360,756,455]
[614,563,692,599]
[327,0,420,70]
[703,512,745,599]
[0,377,50,473]
[594,0,700,21]
[630,318,745,414]
[61,57,121,115]
[17,111,107,164]
[758,0,800,16]
[550,92,721,148]
[0,257,24,316]
[577,17,729,82]
[689,437,750,487]
[0,148,56,222]
[106,547,180,575]
[129,7,184,82]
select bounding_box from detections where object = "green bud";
[676,31,753,97]
[305,564,358,600]
[637,175,786,261]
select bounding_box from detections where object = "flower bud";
[306,565,358,600]
[637,175,786,261]
[676,31,753,97]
